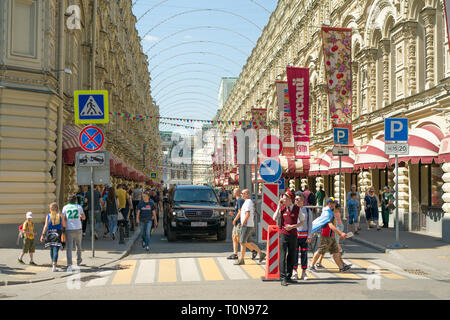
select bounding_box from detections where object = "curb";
[0,277,55,287]
[349,236,387,253]
[98,229,140,268]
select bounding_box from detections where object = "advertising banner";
[275,81,295,157]
[286,67,310,159]
[321,26,354,147]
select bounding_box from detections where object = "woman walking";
[40,203,65,272]
[105,186,119,240]
[364,187,380,231]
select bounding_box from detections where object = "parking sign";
[385,118,408,142]
[333,127,349,146]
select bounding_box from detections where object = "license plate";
[191,222,207,227]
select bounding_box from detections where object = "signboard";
[150,172,157,180]
[286,67,310,159]
[79,125,104,152]
[259,159,282,183]
[332,146,350,156]
[78,152,106,167]
[259,134,283,159]
[275,81,295,157]
[333,127,350,146]
[385,118,408,142]
[75,151,110,185]
[74,90,109,124]
[385,143,409,155]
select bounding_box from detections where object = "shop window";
[419,163,444,207]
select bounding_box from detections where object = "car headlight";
[213,210,225,217]
[173,210,184,217]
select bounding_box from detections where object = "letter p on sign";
[385,118,408,142]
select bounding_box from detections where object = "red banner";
[286,67,310,159]
[275,81,295,157]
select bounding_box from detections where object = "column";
[301,178,308,191]
[422,8,436,89]
[405,21,418,95]
[315,176,324,192]
[380,39,391,107]
[334,174,345,205]
[398,166,410,231]
[359,170,371,217]
[442,162,450,242]
[368,49,378,113]
[351,61,359,118]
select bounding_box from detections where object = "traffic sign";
[75,151,110,185]
[277,178,285,191]
[150,172,157,179]
[385,118,408,142]
[332,146,350,156]
[259,159,282,183]
[78,152,106,167]
[260,134,283,158]
[385,143,409,155]
[333,127,349,146]
[74,90,109,124]
[79,126,104,152]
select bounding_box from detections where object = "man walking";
[273,190,304,286]
[234,189,266,265]
[292,192,312,281]
[227,188,245,260]
[84,186,103,240]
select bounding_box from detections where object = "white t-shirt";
[240,199,255,227]
[62,203,84,230]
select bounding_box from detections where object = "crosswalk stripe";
[179,258,201,282]
[240,259,265,279]
[158,259,177,282]
[198,258,224,281]
[86,270,113,287]
[135,260,157,284]
[111,260,137,285]
[371,259,425,279]
[321,258,362,279]
[305,270,317,279]
[347,259,406,280]
[216,257,249,280]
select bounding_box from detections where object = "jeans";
[66,229,82,266]
[279,233,297,280]
[50,246,59,264]
[82,211,89,233]
[108,214,118,237]
[94,210,101,233]
[140,220,152,247]
[293,237,308,271]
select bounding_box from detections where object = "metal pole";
[395,154,399,243]
[91,167,95,257]
[339,155,342,206]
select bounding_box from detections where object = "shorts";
[23,238,35,253]
[318,236,339,255]
[232,223,241,237]
[349,212,358,224]
[240,226,254,244]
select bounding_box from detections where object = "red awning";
[62,125,82,165]
[279,156,310,177]
[329,148,358,174]
[438,134,450,163]
[354,137,389,170]
[389,124,444,165]
[309,152,333,176]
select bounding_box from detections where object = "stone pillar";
[351,61,359,118]
[334,174,345,205]
[398,166,410,231]
[315,176,324,192]
[301,178,308,191]
[359,170,371,217]
[368,49,378,113]
[405,21,418,95]
[442,162,450,242]
[380,39,391,107]
[422,8,436,89]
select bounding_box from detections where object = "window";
[10,0,38,57]
[419,163,444,207]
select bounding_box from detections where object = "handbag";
[117,209,125,221]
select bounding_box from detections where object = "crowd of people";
[17,184,163,272]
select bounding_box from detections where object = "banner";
[321,26,354,147]
[275,81,295,157]
[286,67,310,159]
[445,0,450,52]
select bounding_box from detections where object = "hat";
[285,190,295,200]
[26,212,32,219]
[327,197,338,204]
[295,191,303,196]
[384,186,389,190]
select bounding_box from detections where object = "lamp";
[53,68,72,75]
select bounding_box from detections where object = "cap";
[295,191,303,196]
[285,190,295,200]
[384,186,389,190]
[327,197,338,204]
[26,212,32,219]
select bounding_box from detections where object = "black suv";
[163,185,227,242]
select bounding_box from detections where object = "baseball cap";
[285,190,295,200]
[26,212,32,219]
[327,197,338,204]
[295,191,303,196]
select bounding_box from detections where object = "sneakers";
[309,265,317,272]
[227,254,238,260]
[142,240,145,249]
[234,259,245,265]
[340,264,352,272]
[316,263,324,268]
[146,246,150,252]
[251,250,258,260]
[281,278,288,286]
[66,265,73,273]
[301,271,308,280]
[291,270,298,280]
[17,258,25,265]
[112,232,116,240]
[29,261,37,266]
[52,265,57,272]
[258,252,266,263]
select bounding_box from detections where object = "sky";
[131,0,278,134]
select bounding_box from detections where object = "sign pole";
[91,166,95,257]
[339,155,342,207]
[395,153,399,245]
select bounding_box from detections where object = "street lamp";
[53,68,72,75]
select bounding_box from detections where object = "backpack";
[307,192,317,206]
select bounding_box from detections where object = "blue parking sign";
[333,127,349,146]
[385,118,408,142]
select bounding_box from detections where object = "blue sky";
[131,0,277,133]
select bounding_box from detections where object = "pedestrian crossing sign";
[74,90,109,124]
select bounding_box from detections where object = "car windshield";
[173,189,219,203]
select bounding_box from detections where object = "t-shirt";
[302,190,311,206]
[22,221,35,240]
[240,199,255,227]
[132,188,142,201]
[347,199,359,215]
[347,191,361,208]
[316,190,326,206]
[62,203,84,230]
[321,216,336,238]
[84,190,102,211]
[234,197,245,220]
[280,205,304,236]
[116,189,129,209]
[137,200,156,222]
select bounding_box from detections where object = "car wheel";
[217,227,227,241]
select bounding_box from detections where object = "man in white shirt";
[234,189,266,265]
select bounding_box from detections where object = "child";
[334,205,345,255]
[18,212,37,265]
[347,192,360,235]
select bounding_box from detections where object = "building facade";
[218,77,237,111]
[0,0,161,241]
[217,0,450,239]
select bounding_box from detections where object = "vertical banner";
[262,183,278,241]
[444,0,450,52]
[286,67,310,159]
[321,26,354,147]
[275,81,295,157]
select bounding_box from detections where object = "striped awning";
[279,156,310,177]
[62,125,82,165]
[309,152,333,176]
[354,138,389,170]
[328,148,358,174]
[389,124,444,165]
[438,134,450,163]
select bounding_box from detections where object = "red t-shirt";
[280,205,300,236]
[321,217,335,237]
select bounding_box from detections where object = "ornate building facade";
[217,0,450,239]
[0,0,161,240]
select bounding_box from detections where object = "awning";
[279,156,310,177]
[354,137,389,170]
[309,152,333,176]
[62,125,82,165]
[438,134,450,163]
[389,124,444,165]
[328,148,358,174]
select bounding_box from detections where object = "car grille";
[184,209,213,219]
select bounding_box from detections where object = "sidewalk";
[0,226,140,286]
[349,225,450,280]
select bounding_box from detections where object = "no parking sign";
[79,126,104,152]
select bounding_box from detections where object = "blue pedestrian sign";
[277,178,285,191]
[74,90,109,124]
[150,172,157,179]
[333,127,349,146]
[259,159,282,183]
[385,118,408,141]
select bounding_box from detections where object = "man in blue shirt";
[136,191,157,252]
[347,192,360,234]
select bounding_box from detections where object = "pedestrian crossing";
[81,256,429,287]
